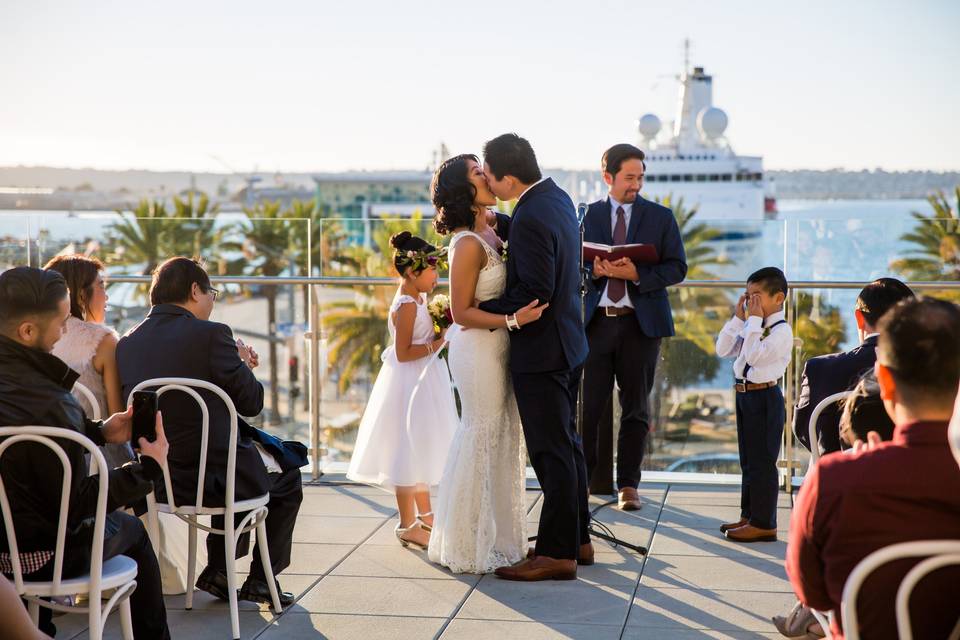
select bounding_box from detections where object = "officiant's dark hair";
[432,154,479,235]
[747,267,788,297]
[602,144,646,176]
[150,256,212,305]
[0,267,68,331]
[877,297,960,406]
[483,133,542,184]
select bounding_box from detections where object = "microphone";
[576,202,588,225]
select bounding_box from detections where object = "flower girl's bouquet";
[427,294,454,359]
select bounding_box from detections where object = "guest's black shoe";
[239,577,295,609]
[195,567,231,602]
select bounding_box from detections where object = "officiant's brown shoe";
[719,517,748,533]
[724,523,777,543]
[495,556,577,581]
[618,487,642,511]
[527,542,595,566]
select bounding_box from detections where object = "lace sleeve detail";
[390,294,418,313]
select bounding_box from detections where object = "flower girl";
[346,231,458,549]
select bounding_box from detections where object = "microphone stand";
[576,202,648,556]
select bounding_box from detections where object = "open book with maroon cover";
[583,242,659,264]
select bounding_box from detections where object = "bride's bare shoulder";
[449,233,486,269]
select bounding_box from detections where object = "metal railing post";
[309,283,323,479]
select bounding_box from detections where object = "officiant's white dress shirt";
[715,310,793,383]
[598,195,636,309]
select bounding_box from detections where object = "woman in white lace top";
[45,255,130,465]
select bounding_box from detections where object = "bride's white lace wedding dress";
[427,230,528,574]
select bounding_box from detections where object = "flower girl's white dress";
[347,290,458,488]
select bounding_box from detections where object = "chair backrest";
[129,377,239,512]
[807,391,851,470]
[72,381,101,422]
[0,426,110,595]
[841,539,960,640]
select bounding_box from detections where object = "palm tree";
[322,212,440,393]
[890,187,960,300]
[233,200,297,423]
[106,199,171,277]
[649,196,730,439]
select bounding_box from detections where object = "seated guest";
[45,254,133,467]
[0,267,169,639]
[787,297,960,640]
[117,257,304,607]
[838,371,896,446]
[793,278,913,454]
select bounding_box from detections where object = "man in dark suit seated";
[117,257,303,607]
[0,267,170,639]
[581,143,687,510]
[787,297,960,639]
[793,277,913,454]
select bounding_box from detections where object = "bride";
[427,154,547,573]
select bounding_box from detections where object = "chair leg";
[119,598,134,640]
[88,601,103,640]
[28,599,39,625]
[185,515,197,610]
[256,519,283,613]
[226,535,240,640]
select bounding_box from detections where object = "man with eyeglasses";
[117,257,303,608]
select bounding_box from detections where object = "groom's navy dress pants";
[512,365,591,561]
[735,384,785,530]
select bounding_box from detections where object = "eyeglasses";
[206,287,220,301]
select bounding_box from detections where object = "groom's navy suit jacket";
[479,178,588,374]
[583,196,687,338]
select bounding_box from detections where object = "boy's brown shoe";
[719,517,748,533]
[724,523,777,543]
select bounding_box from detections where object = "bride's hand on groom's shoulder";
[517,299,549,326]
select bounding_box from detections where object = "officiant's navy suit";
[479,178,590,561]
[582,196,687,491]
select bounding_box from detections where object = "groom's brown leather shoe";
[724,523,777,543]
[719,517,748,533]
[527,542,595,566]
[495,556,577,581]
[618,487,642,511]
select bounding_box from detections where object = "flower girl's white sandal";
[395,520,429,550]
[417,511,434,532]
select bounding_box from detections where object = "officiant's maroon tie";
[608,206,627,302]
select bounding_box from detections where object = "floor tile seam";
[430,571,484,640]
[450,615,624,626]
[326,572,481,582]
[618,483,671,639]
[252,515,395,638]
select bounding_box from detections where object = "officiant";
[582,143,687,510]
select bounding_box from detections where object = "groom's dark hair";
[483,133,542,184]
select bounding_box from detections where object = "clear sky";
[2,0,958,173]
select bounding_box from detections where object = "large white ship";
[636,64,777,221]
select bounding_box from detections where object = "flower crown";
[395,245,448,272]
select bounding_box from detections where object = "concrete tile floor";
[55,475,798,639]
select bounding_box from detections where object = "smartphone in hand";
[131,390,158,447]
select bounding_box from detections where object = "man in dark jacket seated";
[0,267,169,639]
[793,277,913,454]
[117,257,303,607]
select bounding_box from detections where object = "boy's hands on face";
[734,293,748,321]
[747,293,764,318]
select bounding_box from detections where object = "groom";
[479,133,592,581]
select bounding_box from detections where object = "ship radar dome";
[697,107,728,139]
[637,113,662,140]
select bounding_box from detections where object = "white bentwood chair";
[132,377,282,640]
[0,426,138,639]
[806,391,852,472]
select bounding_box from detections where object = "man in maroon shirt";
[787,297,960,640]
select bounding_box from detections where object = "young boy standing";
[715,267,793,542]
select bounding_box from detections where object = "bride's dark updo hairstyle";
[390,231,437,275]
[432,153,480,235]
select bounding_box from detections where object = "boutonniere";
[500,241,509,263]
[761,327,772,340]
